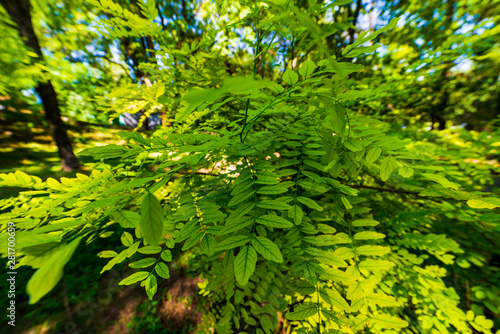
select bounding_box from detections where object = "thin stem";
[255,31,278,73]
[239,99,250,143]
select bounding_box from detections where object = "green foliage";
[1,0,500,333]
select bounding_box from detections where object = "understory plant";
[1,0,499,333]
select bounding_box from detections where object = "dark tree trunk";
[36,82,80,170]
[0,0,79,171]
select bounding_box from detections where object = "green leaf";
[140,192,164,246]
[365,293,398,307]
[334,247,356,260]
[299,181,329,194]
[398,167,414,178]
[255,171,279,185]
[341,196,352,210]
[297,197,323,211]
[320,289,351,312]
[344,17,398,56]
[304,233,352,246]
[161,250,172,261]
[283,69,299,85]
[338,90,372,102]
[305,248,347,267]
[257,200,292,210]
[229,189,256,206]
[221,217,254,235]
[345,138,363,152]
[144,275,157,300]
[234,245,257,286]
[288,205,304,225]
[182,87,224,115]
[127,241,140,258]
[421,173,458,190]
[100,250,127,273]
[231,178,255,196]
[294,281,316,295]
[26,238,81,304]
[286,303,318,320]
[316,224,337,234]
[182,231,204,251]
[214,235,252,252]
[346,282,363,300]
[328,104,346,135]
[351,219,379,227]
[321,267,354,284]
[138,246,163,254]
[200,235,217,255]
[251,237,284,263]
[227,202,255,224]
[257,185,288,195]
[380,156,396,181]
[221,76,271,94]
[299,59,316,77]
[328,62,365,75]
[113,210,140,228]
[256,215,293,228]
[370,314,408,329]
[155,262,170,279]
[177,219,199,242]
[79,144,130,159]
[467,197,500,209]
[119,271,149,285]
[98,250,117,258]
[129,257,157,268]
[365,146,382,164]
[358,259,395,272]
[121,231,133,247]
[356,245,391,257]
[345,44,380,58]
[353,231,385,240]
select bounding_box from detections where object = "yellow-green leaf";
[283,69,299,85]
[354,231,385,240]
[299,59,316,77]
[286,303,318,320]
[140,192,164,246]
[26,238,81,304]
[380,156,396,181]
[119,271,149,285]
[467,197,500,209]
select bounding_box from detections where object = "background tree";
[0,0,79,171]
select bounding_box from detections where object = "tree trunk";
[347,0,363,44]
[0,0,79,171]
